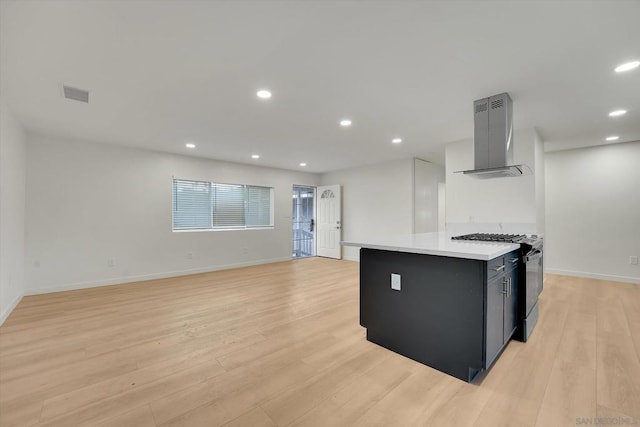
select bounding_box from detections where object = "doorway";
[292,185,315,258]
[316,185,342,259]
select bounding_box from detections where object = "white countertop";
[341,232,520,261]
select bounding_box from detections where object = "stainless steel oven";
[517,239,543,342]
[525,246,543,306]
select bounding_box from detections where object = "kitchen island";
[343,232,520,382]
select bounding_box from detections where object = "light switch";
[391,273,401,291]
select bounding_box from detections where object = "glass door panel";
[292,185,315,258]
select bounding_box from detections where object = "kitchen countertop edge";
[341,232,520,261]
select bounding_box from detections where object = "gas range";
[451,233,525,243]
[451,233,542,249]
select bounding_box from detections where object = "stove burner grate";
[451,233,527,243]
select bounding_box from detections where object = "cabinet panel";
[486,275,504,367]
[503,267,518,342]
[485,249,519,368]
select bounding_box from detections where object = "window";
[173,180,212,230]
[212,184,245,228]
[246,186,272,227]
[173,179,273,230]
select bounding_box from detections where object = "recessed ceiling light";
[185,143,196,148]
[609,109,627,117]
[392,138,402,144]
[256,90,272,99]
[251,154,260,159]
[605,136,619,141]
[615,61,640,73]
[299,162,307,167]
[340,119,352,127]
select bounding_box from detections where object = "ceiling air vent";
[63,85,89,103]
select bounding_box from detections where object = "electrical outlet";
[187,252,193,260]
[631,256,639,265]
[391,273,401,291]
[108,258,115,268]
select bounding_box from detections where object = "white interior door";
[316,185,342,259]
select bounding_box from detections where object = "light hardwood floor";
[1,257,639,426]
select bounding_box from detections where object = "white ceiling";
[1,1,639,173]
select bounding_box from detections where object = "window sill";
[173,226,274,233]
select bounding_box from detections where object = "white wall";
[545,141,640,283]
[445,128,544,234]
[320,159,414,261]
[413,158,445,233]
[0,103,26,324]
[25,135,320,294]
[534,130,546,234]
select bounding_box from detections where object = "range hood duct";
[457,92,530,179]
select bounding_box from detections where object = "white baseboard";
[343,254,359,262]
[545,268,640,285]
[0,292,24,326]
[25,256,292,296]
[341,246,360,262]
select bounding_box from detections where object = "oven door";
[524,248,543,316]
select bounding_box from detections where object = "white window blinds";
[173,180,212,230]
[173,179,273,231]
[246,186,271,227]
[212,184,245,228]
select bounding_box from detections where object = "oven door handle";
[525,251,542,263]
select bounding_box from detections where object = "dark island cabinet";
[359,248,519,382]
[486,275,506,368]
[504,266,518,341]
[486,255,518,368]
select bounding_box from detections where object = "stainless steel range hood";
[456,93,530,179]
